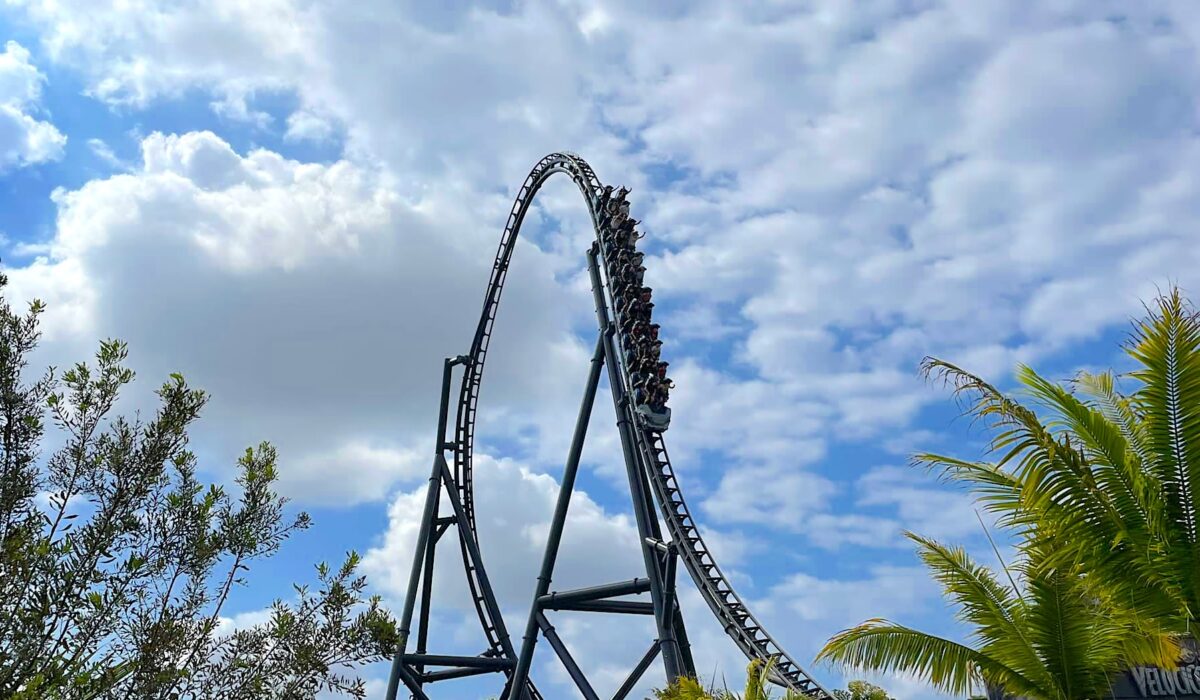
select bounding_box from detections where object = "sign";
[985,640,1200,700]
[1114,642,1200,699]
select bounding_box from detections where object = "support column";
[506,335,606,699]
[385,357,463,700]
[386,452,444,700]
[586,247,685,681]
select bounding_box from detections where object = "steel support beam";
[390,662,430,700]
[540,599,655,615]
[612,643,663,700]
[432,516,455,543]
[587,247,686,680]
[386,453,448,698]
[537,612,600,700]
[402,654,514,670]
[537,577,651,607]
[415,493,440,675]
[420,666,501,683]
[660,545,679,634]
[388,355,517,700]
[506,335,606,700]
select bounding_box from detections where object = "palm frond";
[1074,370,1153,472]
[1015,365,1163,565]
[1021,555,1099,700]
[654,675,719,700]
[1125,289,1200,614]
[817,619,1042,699]
[921,358,1159,592]
[1019,365,1148,528]
[905,533,1055,687]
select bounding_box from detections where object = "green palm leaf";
[1125,290,1200,623]
[823,290,1200,700]
[817,619,1042,698]
[904,533,1043,680]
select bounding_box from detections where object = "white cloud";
[86,137,126,169]
[285,109,335,143]
[854,465,981,544]
[13,0,309,109]
[958,22,1193,164]
[17,0,1199,463]
[765,565,935,631]
[214,607,274,637]
[286,440,427,506]
[10,2,1200,391]
[4,130,589,504]
[363,454,644,610]
[0,40,65,170]
[703,465,835,530]
[701,461,981,552]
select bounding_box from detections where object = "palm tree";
[817,533,1177,699]
[915,288,1200,634]
[831,680,893,700]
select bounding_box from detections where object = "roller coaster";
[384,154,833,700]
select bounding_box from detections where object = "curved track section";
[453,153,832,699]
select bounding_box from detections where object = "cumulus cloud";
[0,40,65,169]
[702,460,980,552]
[703,465,836,530]
[285,109,335,143]
[18,0,1198,455]
[4,129,593,505]
[10,2,1200,404]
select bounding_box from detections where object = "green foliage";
[651,659,819,699]
[0,274,397,698]
[915,288,1200,636]
[818,533,1176,699]
[831,680,893,700]
[818,288,1200,700]
[653,675,722,700]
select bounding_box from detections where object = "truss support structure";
[384,356,522,700]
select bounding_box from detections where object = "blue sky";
[2,2,1198,698]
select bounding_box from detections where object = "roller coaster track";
[387,153,833,700]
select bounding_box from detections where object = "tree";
[831,680,893,700]
[817,288,1200,699]
[817,533,1177,699]
[0,274,397,699]
[915,288,1200,635]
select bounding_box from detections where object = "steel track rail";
[450,153,832,699]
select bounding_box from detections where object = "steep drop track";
[453,153,831,698]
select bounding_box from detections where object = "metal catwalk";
[384,153,833,700]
